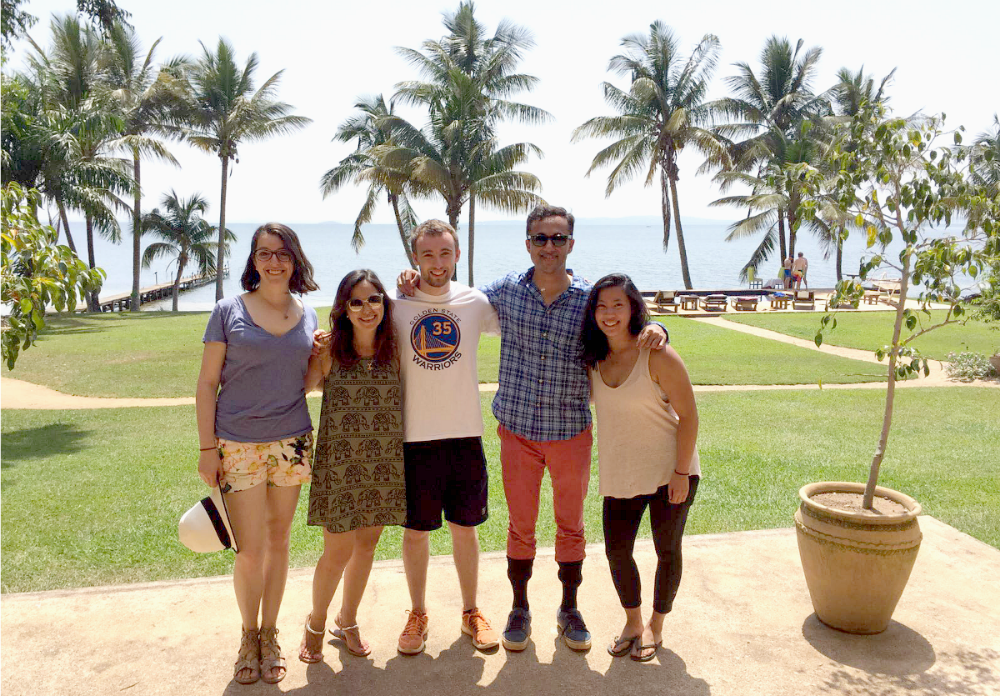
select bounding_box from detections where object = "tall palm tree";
[183,37,311,301]
[320,95,422,269]
[969,114,1000,197]
[141,190,232,311]
[100,22,188,311]
[27,14,133,311]
[393,0,549,284]
[573,22,728,289]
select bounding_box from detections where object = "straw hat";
[178,486,239,553]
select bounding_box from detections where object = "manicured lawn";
[4,387,997,593]
[723,310,1000,360]
[9,311,884,398]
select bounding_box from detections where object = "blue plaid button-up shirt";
[482,269,593,441]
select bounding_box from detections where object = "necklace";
[262,293,294,319]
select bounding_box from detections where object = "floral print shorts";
[217,433,313,493]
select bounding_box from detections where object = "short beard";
[422,270,451,288]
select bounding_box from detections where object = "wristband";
[200,446,217,451]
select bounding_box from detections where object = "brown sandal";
[259,626,287,684]
[299,614,325,664]
[331,613,372,657]
[234,627,260,684]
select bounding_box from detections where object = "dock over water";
[97,268,227,312]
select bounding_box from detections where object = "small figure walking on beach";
[299,269,405,664]
[582,273,701,662]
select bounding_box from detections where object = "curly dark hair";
[328,269,397,369]
[241,222,319,293]
[580,273,650,368]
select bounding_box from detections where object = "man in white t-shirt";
[392,219,500,655]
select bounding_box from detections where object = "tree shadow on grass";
[1,422,91,471]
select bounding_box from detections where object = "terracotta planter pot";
[794,481,922,634]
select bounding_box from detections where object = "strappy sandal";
[234,627,260,685]
[607,634,639,657]
[331,613,372,657]
[259,626,287,684]
[299,614,325,664]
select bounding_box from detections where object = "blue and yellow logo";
[410,314,461,363]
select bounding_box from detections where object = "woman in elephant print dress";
[299,269,405,663]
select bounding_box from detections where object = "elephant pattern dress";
[308,358,406,532]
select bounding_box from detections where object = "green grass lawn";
[9,311,885,398]
[723,310,1000,360]
[4,387,997,593]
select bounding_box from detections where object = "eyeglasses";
[528,233,571,248]
[347,294,384,312]
[254,248,293,263]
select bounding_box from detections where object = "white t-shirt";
[393,283,499,443]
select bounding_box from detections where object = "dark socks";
[557,560,583,610]
[507,557,534,610]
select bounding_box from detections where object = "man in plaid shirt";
[481,205,667,653]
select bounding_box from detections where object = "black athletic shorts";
[403,437,489,531]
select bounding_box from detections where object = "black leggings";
[603,476,699,614]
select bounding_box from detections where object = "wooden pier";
[97,267,228,312]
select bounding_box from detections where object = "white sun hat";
[178,485,239,553]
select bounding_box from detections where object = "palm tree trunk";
[468,193,476,287]
[215,155,229,302]
[777,211,787,260]
[787,201,798,258]
[447,198,461,281]
[172,254,185,312]
[835,227,844,282]
[85,214,100,312]
[131,152,142,312]
[57,200,78,254]
[659,168,672,253]
[389,193,416,269]
[863,248,911,509]
[668,177,693,290]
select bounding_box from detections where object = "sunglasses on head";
[527,233,571,247]
[347,294,384,312]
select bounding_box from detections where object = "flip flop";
[607,635,638,657]
[631,640,662,662]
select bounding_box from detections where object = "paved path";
[3,318,996,410]
[2,516,998,696]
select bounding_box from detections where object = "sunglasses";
[528,233,571,248]
[253,248,293,263]
[347,294,384,312]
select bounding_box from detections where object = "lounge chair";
[652,290,678,313]
[747,268,763,290]
[732,295,759,311]
[770,292,791,310]
[792,290,816,310]
[701,294,728,312]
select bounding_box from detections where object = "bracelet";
[674,469,689,476]
[199,446,217,451]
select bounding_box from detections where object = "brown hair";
[526,204,574,235]
[409,218,460,254]
[328,269,397,369]
[241,222,319,293]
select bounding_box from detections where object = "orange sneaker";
[397,610,429,655]
[461,608,498,651]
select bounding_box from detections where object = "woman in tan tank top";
[581,273,700,662]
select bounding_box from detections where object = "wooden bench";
[701,294,728,312]
[732,295,760,311]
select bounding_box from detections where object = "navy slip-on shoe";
[556,608,591,651]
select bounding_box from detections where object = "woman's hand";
[667,471,690,505]
[198,448,223,488]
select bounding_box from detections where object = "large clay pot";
[794,481,922,634]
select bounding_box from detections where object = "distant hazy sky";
[8,0,998,226]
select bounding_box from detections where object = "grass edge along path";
[2,387,997,593]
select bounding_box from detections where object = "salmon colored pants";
[498,424,592,563]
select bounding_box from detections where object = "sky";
[7,0,999,227]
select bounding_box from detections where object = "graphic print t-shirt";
[392,283,499,443]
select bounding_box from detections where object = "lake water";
[64,218,924,311]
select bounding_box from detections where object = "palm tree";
[100,22,188,311]
[969,114,1000,197]
[183,37,311,301]
[573,22,728,289]
[141,190,232,311]
[27,14,133,311]
[393,1,549,284]
[320,95,421,269]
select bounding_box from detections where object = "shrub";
[945,352,997,382]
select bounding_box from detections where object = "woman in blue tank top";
[196,223,319,685]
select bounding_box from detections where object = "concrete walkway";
[3,516,998,696]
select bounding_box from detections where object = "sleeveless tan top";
[591,346,701,499]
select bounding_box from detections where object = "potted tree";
[791,104,999,634]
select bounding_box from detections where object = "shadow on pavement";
[802,614,935,675]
